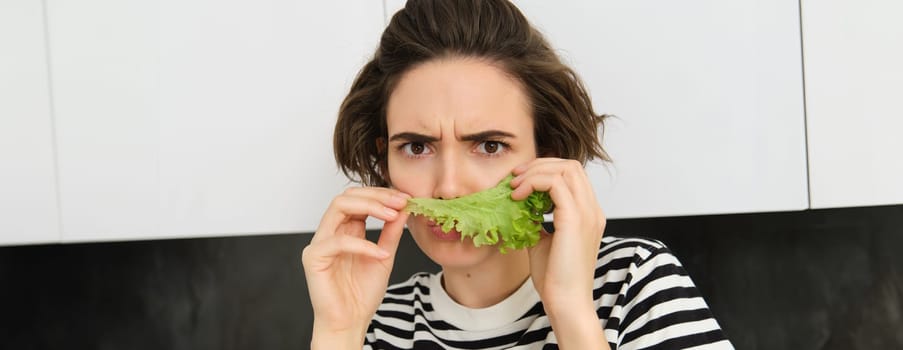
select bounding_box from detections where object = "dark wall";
[1,205,901,349]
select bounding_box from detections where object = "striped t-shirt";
[363,236,733,349]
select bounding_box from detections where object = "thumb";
[526,228,553,262]
[527,228,553,250]
[377,211,408,257]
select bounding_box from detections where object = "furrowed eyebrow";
[388,132,438,143]
[460,130,515,141]
[388,130,515,143]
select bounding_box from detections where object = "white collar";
[428,271,540,331]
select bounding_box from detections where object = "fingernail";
[384,207,399,217]
[511,175,521,186]
[392,194,409,206]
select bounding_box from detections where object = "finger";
[377,211,409,257]
[510,158,567,186]
[516,173,579,222]
[317,188,410,239]
[511,157,560,176]
[302,235,390,272]
[512,159,596,209]
[342,187,412,210]
[512,159,584,187]
[510,160,575,197]
[522,159,605,221]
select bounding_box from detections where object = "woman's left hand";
[511,158,608,348]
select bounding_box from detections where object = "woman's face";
[386,58,537,269]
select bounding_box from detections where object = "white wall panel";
[0,0,61,245]
[48,1,384,241]
[387,0,809,219]
[515,0,809,219]
[802,0,903,209]
[47,0,162,241]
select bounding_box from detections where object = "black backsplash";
[2,205,901,350]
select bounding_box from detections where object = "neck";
[440,249,530,309]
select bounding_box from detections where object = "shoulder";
[596,235,692,299]
[596,237,734,349]
[599,235,668,254]
[593,235,683,302]
[597,235,673,268]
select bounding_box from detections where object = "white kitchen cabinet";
[47,0,385,242]
[37,0,893,245]
[802,0,903,209]
[386,1,809,219]
[0,0,61,245]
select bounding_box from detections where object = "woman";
[302,0,733,349]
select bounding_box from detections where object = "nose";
[432,153,469,200]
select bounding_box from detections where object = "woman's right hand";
[301,187,410,345]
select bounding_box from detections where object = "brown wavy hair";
[334,0,611,187]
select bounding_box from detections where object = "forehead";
[385,58,533,136]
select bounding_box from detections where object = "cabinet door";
[802,0,903,209]
[0,0,61,245]
[47,0,385,242]
[394,0,809,219]
[517,1,809,219]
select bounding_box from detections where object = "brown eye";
[402,142,431,157]
[477,141,506,155]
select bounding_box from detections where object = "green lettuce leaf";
[404,175,553,253]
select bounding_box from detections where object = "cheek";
[387,157,430,197]
[394,174,429,197]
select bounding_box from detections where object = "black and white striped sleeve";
[604,239,732,349]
